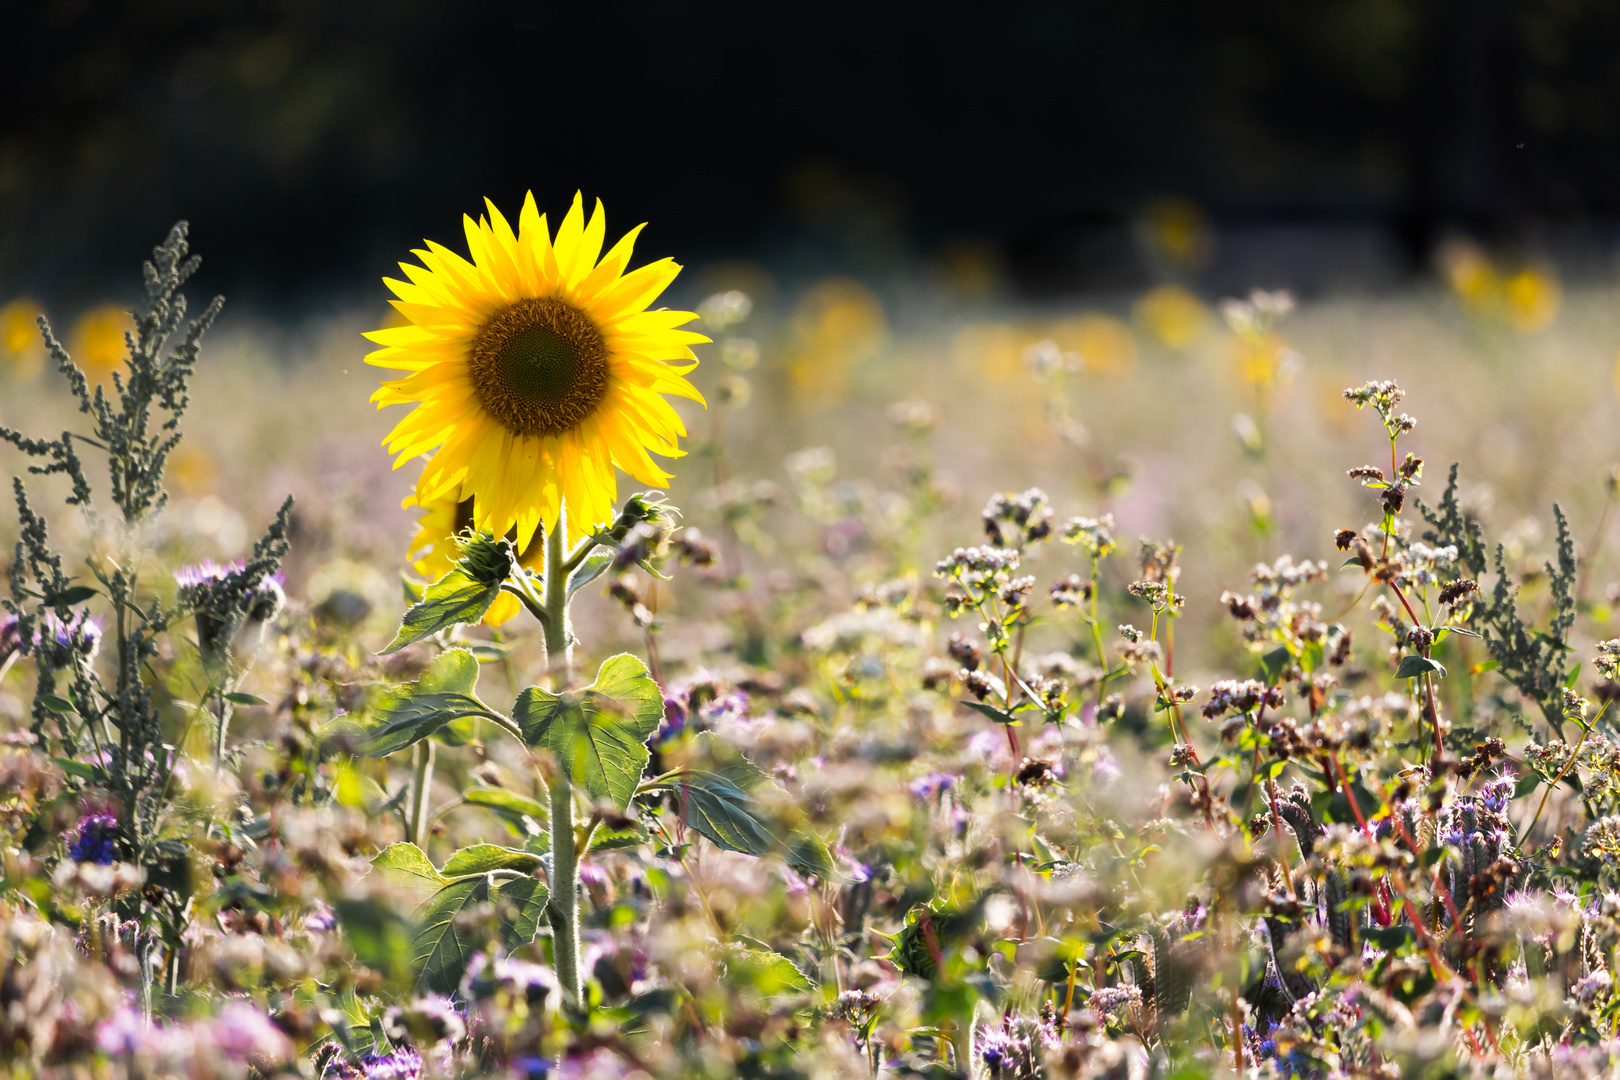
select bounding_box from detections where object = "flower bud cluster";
[1059,514,1115,559]
[982,487,1054,548]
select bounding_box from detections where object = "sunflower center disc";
[468,297,609,436]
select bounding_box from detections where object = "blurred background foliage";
[8,0,1620,306]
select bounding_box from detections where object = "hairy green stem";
[409,739,436,848]
[541,504,583,1007]
[212,679,236,767]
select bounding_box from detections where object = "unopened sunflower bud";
[456,532,516,588]
[1398,453,1424,481]
[607,492,669,543]
[1381,483,1406,514]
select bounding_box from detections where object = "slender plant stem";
[409,739,436,847]
[541,504,584,1007]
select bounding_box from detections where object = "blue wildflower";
[70,813,119,865]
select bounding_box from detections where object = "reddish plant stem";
[1387,580,1444,759]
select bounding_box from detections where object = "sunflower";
[367,192,707,550]
[405,492,541,625]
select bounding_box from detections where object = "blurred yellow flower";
[1134,285,1208,349]
[1504,267,1560,332]
[72,304,135,379]
[406,491,542,625]
[1437,239,1560,332]
[168,443,220,497]
[1222,291,1297,392]
[1438,239,1497,310]
[1050,314,1137,376]
[787,278,887,399]
[952,321,1030,383]
[0,298,47,382]
[367,192,707,548]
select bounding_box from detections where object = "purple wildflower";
[908,771,957,800]
[70,813,119,865]
[359,1046,422,1080]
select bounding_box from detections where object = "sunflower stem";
[408,739,435,848]
[541,504,584,1008]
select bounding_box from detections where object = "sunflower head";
[368,193,708,550]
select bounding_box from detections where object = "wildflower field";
[7,202,1620,1080]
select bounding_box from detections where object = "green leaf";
[587,822,650,852]
[960,699,1019,725]
[1533,631,1574,653]
[688,730,770,790]
[224,692,267,706]
[52,756,96,781]
[463,787,549,835]
[382,568,502,654]
[567,548,616,601]
[1470,659,1501,675]
[784,828,837,880]
[1395,654,1446,680]
[335,897,416,985]
[37,695,76,715]
[512,653,663,810]
[1260,645,1290,685]
[495,875,549,951]
[412,875,490,994]
[673,769,838,879]
[370,842,450,907]
[441,844,543,877]
[331,649,490,757]
[679,771,777,857]
[44,585,98,606]
[720,943,814,994]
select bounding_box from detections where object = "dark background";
[7,0,1620,307]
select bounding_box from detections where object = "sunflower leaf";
[512,654,663,810]
[327,649,489,757]
[441,844,544,877]
[412,875,489,994]
[677,771,777,857]
[382,568,501,654]
[463,787,549,835]
[719,942,815,994]
[567,548,617,601]
[495,875,549,952]
[369,842,450,908]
